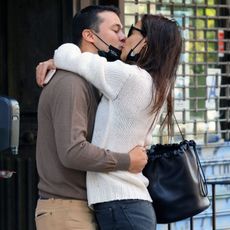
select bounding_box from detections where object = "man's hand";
[36,59,56,87]
[128,146,148,173]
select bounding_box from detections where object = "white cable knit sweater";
[54,43,160,206]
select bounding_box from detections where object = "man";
[35,5,147,230]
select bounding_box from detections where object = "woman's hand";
[36,59,56,87]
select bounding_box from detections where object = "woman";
[38,14,182,230]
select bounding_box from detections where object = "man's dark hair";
[72,5,120,46]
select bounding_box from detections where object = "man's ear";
[82,29,95,43]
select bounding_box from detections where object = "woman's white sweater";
[54,43,160,206]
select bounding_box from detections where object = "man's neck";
[80,42,98,54]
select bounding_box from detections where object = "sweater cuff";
[112,152,130,171]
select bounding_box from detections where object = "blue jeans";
[94,199,156,230]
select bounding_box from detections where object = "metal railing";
[164,181,230,230]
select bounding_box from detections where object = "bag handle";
[173,113,185,141]
[160,113,184,142]
[163,114,208,196]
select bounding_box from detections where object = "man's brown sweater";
[36,70,129,200]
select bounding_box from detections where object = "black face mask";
[98,45,122,62]
[125,37,145,62]
[126,49,140,62]
[92,32,122,61]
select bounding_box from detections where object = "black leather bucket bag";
[143,119,210,223]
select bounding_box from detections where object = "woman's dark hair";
[72,5,120,46]
[137,14,182,135]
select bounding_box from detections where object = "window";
[124,0,230,145]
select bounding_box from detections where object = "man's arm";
[49,71,147,173]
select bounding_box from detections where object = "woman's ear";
[82,29,95,43]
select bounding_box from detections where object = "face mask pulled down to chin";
[92,32,122,62]
[94,32,141,63]
[125,37,145,63]
[126,49,140,62]
[98,45,139,63]
[98,45,122,62]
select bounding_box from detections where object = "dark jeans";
[94,199,156,230]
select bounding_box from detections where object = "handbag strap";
[190,141,208,197]
[173,116,208,196]
[159,114,209,197]
[173,113,185,141]
[160,113,185,141]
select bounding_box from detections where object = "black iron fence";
[0,150,230,230]
[164,181,230,230]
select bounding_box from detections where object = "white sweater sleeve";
[54,43,133,100]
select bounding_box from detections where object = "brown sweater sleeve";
[48,71,130,172]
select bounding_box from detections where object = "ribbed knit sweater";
[54,43,161,206]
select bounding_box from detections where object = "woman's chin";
[120,53,127,61]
